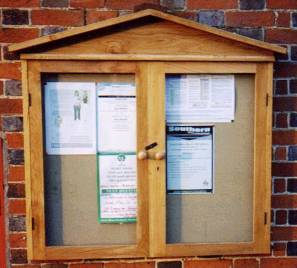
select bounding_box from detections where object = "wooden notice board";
[8,9,286,261]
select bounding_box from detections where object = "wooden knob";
[137,150,148,160]
[154,151,166,160]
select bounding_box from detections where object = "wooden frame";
[24,60,149,260]
[147,62,272,257]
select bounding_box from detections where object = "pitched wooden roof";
[9,9,286,54]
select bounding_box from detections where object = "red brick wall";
[1,0,297,267]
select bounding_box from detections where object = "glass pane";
[166,74,254,243]
[43,74,137,246]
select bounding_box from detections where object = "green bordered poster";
[96,82,137,223]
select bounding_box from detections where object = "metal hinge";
[264,212,268,225]
[28,93,32,107]
[32,217,35,230]
[266,93,269,107]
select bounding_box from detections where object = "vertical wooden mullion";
[28,61,46,259]
[136,62,149,254]
[253,63,272,253]
[147,62,166,257]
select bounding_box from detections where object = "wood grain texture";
[9,9,286,54]
[39,21,275,60]
[20,53,275,62]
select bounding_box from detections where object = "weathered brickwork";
[0,0,297,267]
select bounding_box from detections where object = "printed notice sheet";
[97,82,137,223]
[97,83,136,152]
[166,75,235,123]
[44,82,96,155]
[98,154,136,223]
[167,126,213,193]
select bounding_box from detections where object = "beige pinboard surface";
[44,74,136,246]
[167,75,254,243]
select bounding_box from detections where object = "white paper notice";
[166,75,235,123]
[97,83,136,152]
[167,126,213,192]
[99,154,136,222]
[45,82,96,155]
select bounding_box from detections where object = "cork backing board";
[44,74,136,246]
[167,75,254,243]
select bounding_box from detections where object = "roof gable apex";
[9,9,286,54]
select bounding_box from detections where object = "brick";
[105,263,154,268]
[274,178,286,193]
[0,63,21,80]
[237,28,263,41]
[8,165,24,182]
[171,11,197,20]
[268,0,297,8]
[10,249,27,264]
[41,26,66,36]
[5,80,22,96]
[275,146,287,160]
[0,81,3,95]
[32,9,84,26]
[158,261,182,268]
[272,226,297,240]
[198,11,224,27]
[105,0,159,10]
[69,264,104,268]
[70,0,104,8]
[290,113,297,127]
[42,265,68,268]
[134,3,167,12]
[234,259,258,268]
[9,216,26,232]
[187,0,237,9]
[240,0,265,10]
[273,242,286,256]
[161,0,185,9]
[274,97,297,111]
[289,210,297,224]
[288,243,297,256]
[2,116,23,132]
[226,11,274,27]
[3,9,29,25]
[261,258,297,267]
[8,149,24,165]
[9,233,26,248]
[0,28,39,43]
[6,133,24,149]
[275,80,288,95]
[266,29,297,44]
[292,46,297,61]
[272,195,297,208]
[288,179,297,193]
[276,210,287,225]
[0,99,22,114]
[273,163,297,176]
[86,11,118,24]
[42,0,69,7]
[273,131,297,145]
[185,260,232,268]
[290,80,297,94]
[8,199,26,214]
[0,0,39,7]
[276,12,291,27]
[11,265,40,268]
[3,46,20,61]
[289,146,297,160]
[7,183,25,198]
[275,113,288,128]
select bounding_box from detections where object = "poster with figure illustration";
[44,82,96,155]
